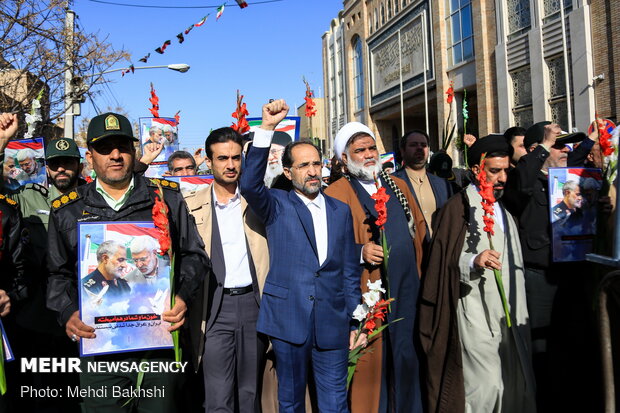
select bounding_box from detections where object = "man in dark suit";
[184,127,270,412]
[240,99,364,412]
[393,129,452,239]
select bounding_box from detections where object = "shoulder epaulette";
[25,183,49,197]
[51,190,81,211]
[0,193,18,208]
[147,178,179,191]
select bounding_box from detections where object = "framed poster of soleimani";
[77,221,173,356]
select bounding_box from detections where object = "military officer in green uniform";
[46,112,209,412]
[0,113,84,412]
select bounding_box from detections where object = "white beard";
[264,160,283,187]
[347,156,382,181]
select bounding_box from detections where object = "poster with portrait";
[139,117,179,163]
[4,138,47,189]
[167,175,214,195]
[548,167,603,262]
[77,221,173,356]
[247,116,301,142]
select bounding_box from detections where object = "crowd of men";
[0,99,611,413]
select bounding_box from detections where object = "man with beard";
[240,100,364,412]
[83,240,131,303]
[16,148,46,185]
[552,180,582,221]
[184,126,270,412]
[0,113,86,411]
[127,236,163,285]
[393,129,452,240]
[502,122,600,412]
[47,112,209,412]
[324,122,426,413]
[419,134,536,413]
[263,131,292,187]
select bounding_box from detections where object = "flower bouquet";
[347,279,402,388]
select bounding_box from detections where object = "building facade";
[298,97,328,154]
[324,0,610,165]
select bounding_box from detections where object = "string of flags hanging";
[121,1,249,77]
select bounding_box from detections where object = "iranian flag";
[151,117,178,127]
[216,4,225,20]
[106,223,160,245]
[194,15,208,27]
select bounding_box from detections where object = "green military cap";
[86,112,139,146]
[46,137,81,160]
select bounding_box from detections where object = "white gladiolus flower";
[363,290,381,307]
[367,279,386,293]
[352,304,369,321]
[31,99,41,110]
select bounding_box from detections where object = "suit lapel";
[288,190,318,260]
[321,194,337,268]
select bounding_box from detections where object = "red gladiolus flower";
[446,81,455,105]
[364,318,377,334]
[231,91,250,134]
[371,187,390,230]
[477,155,496,235]
[152,190,171,256]
[149,83,160,118]
[598,120,615,157]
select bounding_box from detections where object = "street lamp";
[96,63,191,76]
[64,63,190,140]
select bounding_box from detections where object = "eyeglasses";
[269,148,284,155]
[133,257,150,264]
[289,161,322,172]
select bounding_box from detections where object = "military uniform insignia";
[84,279,96,288]
[0,194,18,207]
[104,114,120,130]
[55,139,70,151]
[148,177,178,191]
[51,190,81,210]
[25,183,48,197]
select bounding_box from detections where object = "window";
[449,0,474,65]
[395,0,399,13]
[353,37,365,112]
[544,0,572,19]
[507,0,531,35]
[511,66,533,128]
[381,4,385,25]
[388,0,392,19]
[402,0,407,8]
[547,55,571,130]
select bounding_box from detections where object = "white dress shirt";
[254,127,328,265]
[295,192,328,266]
[213,186,253,288]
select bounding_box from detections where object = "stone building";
[297,97,328,154]
[323,0,606,164]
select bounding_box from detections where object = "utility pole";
[64,1,75,140]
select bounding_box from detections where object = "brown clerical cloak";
[325,176,426,413]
